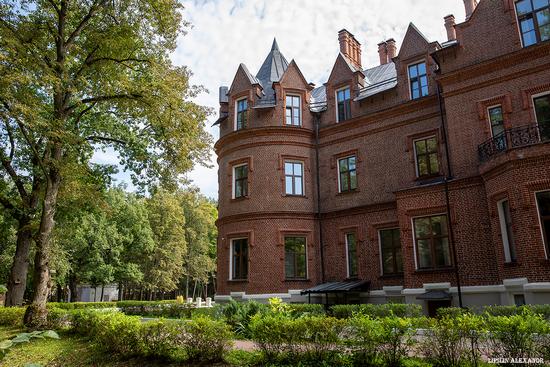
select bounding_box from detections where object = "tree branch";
[1,117,16,161]
[85,136,127,145]
[45,0,61,15]
[67,93,142,112]
[65,0,109,48]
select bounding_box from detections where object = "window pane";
[434,238,452,267]
[412,88,420,100]
[417,155,428,176]
[429,153,440,173]
[294,177,303,195]
[382,251,394,274]
[516,0,533,15]
[395,247,404,273]
[285,162,293,175]
[540,24,550,41]
[426,137,438,152]
[294,163,303,176]
[286,109,292,123]
[521,17,535,32]
[286,96,292,105]
[414,218,431,238]
[235,183,242,198]
[380,229,393,249]
[523,30,538,46]
[534,95,550,125]
[537,9,550,25]
[432,215,448,236]
[415,140,427,154]
[421,86,429,97]
[285,176,293,194]
[293,108,300,124]
[537,191,550,216]
[348,156,356,170]
[533,0,549,11]
[293,96,300,106]
[408,65,417,77]
[418,62,426,75]
[340,173,349,191]
[420,75,428,88]
[417,239,432,268]
[337,90,344,102]
[350,170,357,190]
[339,159,348,172]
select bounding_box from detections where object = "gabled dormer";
[277,60,315,129]
[324,30,366,125]
[394,23,439,102]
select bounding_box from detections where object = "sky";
[95,0,468,199]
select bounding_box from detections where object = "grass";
[0,326,228,367]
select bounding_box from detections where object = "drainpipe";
[436,82,464,308]
[314,113,326,284]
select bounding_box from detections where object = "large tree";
[0,0,211,325]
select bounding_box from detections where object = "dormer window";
[285,95,302,126]
[336,87,352,122]
[236,98,248,130]
[515,0,550,47]
[408,62,428,100]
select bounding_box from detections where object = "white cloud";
[98,0,468,199]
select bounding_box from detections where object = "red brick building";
[214,0,550,311]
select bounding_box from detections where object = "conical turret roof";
[255,38,289,103]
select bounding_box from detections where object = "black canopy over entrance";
[301,280,370,306]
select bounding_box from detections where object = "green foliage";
[482,304,550,320]
[345,315,384,365]
[47,302,117,310]
[377,316,418,367]
[485,310,549,361]
[222,300,268,337]
[119,302,193,319]
[422,313,486,367]
[288,303,326,317]
[0,285,7,294]
[331,303,423,319]
[0,307,25,327]
[436,307,471,319]
[0,329,59,359]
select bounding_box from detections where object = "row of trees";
[0,0,212,325]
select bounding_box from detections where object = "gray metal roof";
[417,290,452,300]
[355,62,397,101]
[240,63,261,86]
[309,85,327,112]
[255,38,289,104]
[301,280,370,294]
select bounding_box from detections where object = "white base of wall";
[214,280,550,308]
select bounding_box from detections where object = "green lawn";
[0,327,229,367]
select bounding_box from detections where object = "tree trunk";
[118,282,123,301]
[68,275,78,302]
[5,220,33,306]
[24,165,61,328]
[100,284,105,302]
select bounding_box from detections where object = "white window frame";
[285,94,302,126]
[407,60,428,100]
[232,163,248,199]
[234,97,247,131]
[229,237,248,280]
[412,135,437,178]
[411,213,448,270]
[337,155,356,193]
[487,104,505,137]
[345,232,357,278]
[284,160,304,196]
[497,199,515,263]
[335,86,351,123]
[535,189,550,259]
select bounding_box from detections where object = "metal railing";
[478,123,550,162]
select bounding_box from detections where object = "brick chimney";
[378,41,388,65]
[338,29,362,70]
[444,15,456,41]
[386,39,397,60]
[463,0,478,20]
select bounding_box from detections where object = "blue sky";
[94,0,467,199]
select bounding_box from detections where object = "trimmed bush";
[119,302,193,318]
[0,306,25,327]
[436,307,471,319]
[331,303,423,319]
[47,301,117,310]
[288,303,325,317]
[485,310,549,361]
[182,316,234,362]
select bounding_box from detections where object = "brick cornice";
[437,41,550,89]
[215,126,314,152]
[216,211,315,226]
[217,140,316,162]
[320,201,397,219]
[394,176,484,198]
[319,96,438,139]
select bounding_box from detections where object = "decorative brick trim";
[521,83,550,110]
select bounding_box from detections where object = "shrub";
[0,285,7,295]
[436,307,471,319]
[191,304,224,320]
[45,307,73,330]
[222,300,267,337]
[288,303,325,317]
[331,303,423,319]
[485,310,550,361]
[0,307,25,327]
[181,316,234,363]
[344,315,384,365]
[140,319,181,359]
[377,316,418,367]
[119,302,192,319]
[422,313,486,367]
[47,301,117,310]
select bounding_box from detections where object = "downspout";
[436,81,464,308]
[314,113,326,283]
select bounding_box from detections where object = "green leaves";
[0,329,60,360]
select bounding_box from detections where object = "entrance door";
[427,300,452,318]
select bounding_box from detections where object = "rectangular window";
[233,164,248,199]
[284,161,304,196]
[488,106,506,137]
[497,199,517,263]
[414,136,440,178]
[285,236,307,279]
[231,238,248,280]
[515,0,550,47]
[408,62,428,100]
[380,228,403,275]
[285,95,301,126]
[536,191,550,257]
[345,233,358,278]
[236,98,248,130]
[338,156,357,193]
[534,94,550,140]
[413,215,452,269]
[336,87,352,122]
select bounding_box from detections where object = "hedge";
[330,303,423,319]
[47,301,117,310]
[0,307,25,327]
